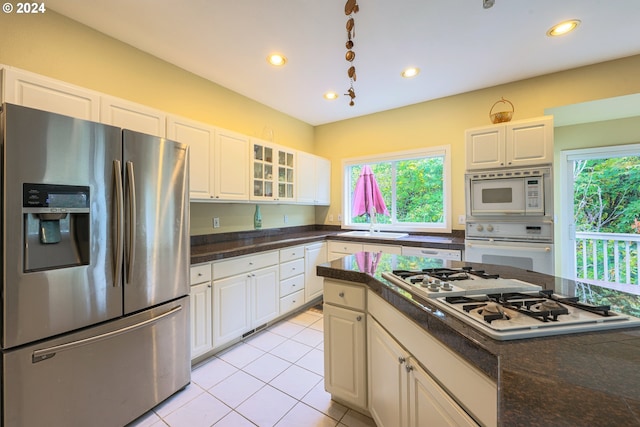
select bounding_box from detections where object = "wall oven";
[464,239,554,275]
[464,166,554,275]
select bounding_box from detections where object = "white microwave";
[466,167,551,217]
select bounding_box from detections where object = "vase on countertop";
[254,205,262,229]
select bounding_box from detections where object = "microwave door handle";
[126,161,136,285]
[113,161,124,288]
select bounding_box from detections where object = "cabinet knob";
[405,364,414,373]
[398,357,406,365]
[207,284,211,288]
[198,272,203,276]
[339,292,345,297]
[356,315,362,322]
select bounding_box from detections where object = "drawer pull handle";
[198,272,203,276]
[339,292,345,297]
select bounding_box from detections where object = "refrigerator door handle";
[126,161,136,284]
[31,305,183,363]
[113,160,124,287]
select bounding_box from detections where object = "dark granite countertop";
[190,225,465,264]
[317,254,640,427]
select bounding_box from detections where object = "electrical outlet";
[213,217,220,228]
[458,215,466,225]
[283,214,289,224]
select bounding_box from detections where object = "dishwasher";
[401,246,462,261]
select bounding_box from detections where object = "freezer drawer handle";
[31,305,183,363]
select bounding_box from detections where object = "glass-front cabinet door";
[277,148,295,201]
[251,140,295,201]
[252,141,274,200]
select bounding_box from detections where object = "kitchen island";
[317,253,640,427]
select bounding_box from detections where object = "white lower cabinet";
[368,291,497,427]
[279,246,306,314]
[368,318,478,427]
[323,280,367,411]
[212,251,280,348]
[212,273,251,348]
[408,356,477,427]
[190,264,213,360]
[190,282,213,359]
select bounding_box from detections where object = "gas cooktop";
[382,267,640,340]
[382,267,542,299]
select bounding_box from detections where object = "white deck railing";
[575,232,640,291]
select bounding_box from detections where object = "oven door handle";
[466,242,552,252]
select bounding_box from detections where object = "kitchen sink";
[337,230,409,240]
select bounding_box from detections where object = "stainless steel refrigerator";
[1,103,191,426]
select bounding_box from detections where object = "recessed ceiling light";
[547,19,581,37]
[324,91,339,100]
[267,53,287,66]
[401,67,420,78]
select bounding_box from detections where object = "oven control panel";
[466,221,553,241]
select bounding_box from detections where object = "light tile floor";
[127,306,377,427]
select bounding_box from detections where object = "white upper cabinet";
[296,151,331,205]
[251,139,296,202]
[167,117,249,201]
[1,66,100,121]
[465,116,553,170]
[1,65,324,205]
[167,116,215,200]
[215,129,250,201]
[100,96,166,137]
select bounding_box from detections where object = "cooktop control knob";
[441,282,453,291]
[476,224,484,232]
[486,225,494,232]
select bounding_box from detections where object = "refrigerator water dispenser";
[23,183,91,272]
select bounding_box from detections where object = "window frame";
[341,145,452,233]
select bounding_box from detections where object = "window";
[342,146,451,233]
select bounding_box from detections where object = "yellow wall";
[2,11,640,236]
[315,55,640,229]
[0,11,316,235]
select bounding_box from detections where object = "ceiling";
[47,0,640,126]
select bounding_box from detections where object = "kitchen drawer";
[328,241,363,254]
[280,258,305,280]
[190,263,212,285]
[280,245,305,262]
[280,274,305,297]
[280,289,305,314]
[324,280,366,311]
[213,251,279,280]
